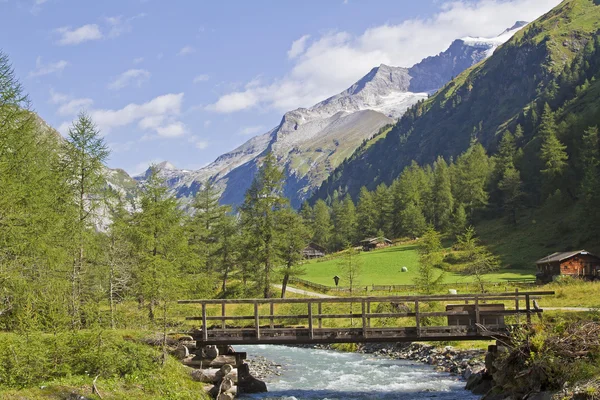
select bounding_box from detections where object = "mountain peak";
[505,21,528,33]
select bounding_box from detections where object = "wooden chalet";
[302,243,326,259]
[535,250,600,283]
[360,237,392,251]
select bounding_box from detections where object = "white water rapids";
[237,345,479,400]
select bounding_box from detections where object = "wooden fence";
[288,276,538,294]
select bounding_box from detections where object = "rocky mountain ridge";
[136,23,527,208]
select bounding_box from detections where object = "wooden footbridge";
[178,291,554,346]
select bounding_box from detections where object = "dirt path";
[272,284,335,299]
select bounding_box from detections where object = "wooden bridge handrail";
[178,291,555,305]
[179,291,554,345]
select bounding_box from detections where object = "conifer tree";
[578,126,600,229]
[0,51,73,331]
[356,187,377,238]
[498,165,524,225]
[373,183,393,236]
[239,152,287,298]
[189,181,227,272]
[214,211,239,293]
[432,156,454,232]
[131,166,185,322]
[312,199,332,249]
[61,112,109,329]
[276,208,310,298]
[453,142,492,217]
[455,227,499,293]
[414,227,444,294]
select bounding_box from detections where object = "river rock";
[217,393,234,400]
[466,372,484,391]
[472,378,493,395]
[238,363,268,393]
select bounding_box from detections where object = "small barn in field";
[360,237,392,251]
[302,243,326,259]
[535,250,600,283]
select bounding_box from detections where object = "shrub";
[0,331,160,390]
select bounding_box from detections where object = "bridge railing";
[178,290,554,345]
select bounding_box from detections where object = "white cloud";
[29,57,68,77]
[106,13,145,38]
[287,34,310,59]
[89,93,186,138]
[238,125,265,136]
[188,135,208,149]
[48,89,94,117]
[208,0,560,113]
[204,120,211,128]
[49,89,69,104]
[193,74,210,84]
[178,46,195,56]
[156,122,186,138]
[55,24,103,45]
[57,98,94,116]
[108,69,151,90]
[207,90,258,113]
[109,140,135,153]
[133,57,144,64]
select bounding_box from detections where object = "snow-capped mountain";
[137,23,527,208]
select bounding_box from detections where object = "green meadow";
[302,243,536,288]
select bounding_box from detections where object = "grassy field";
[302,243,536,288]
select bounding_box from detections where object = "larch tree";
[538,104,568,199]
[356,187,377,238]
[61,112,109,329]
[275,208,310,298]
[453,142,492,217]
[414,227,444,294]
[239,152,287,298]
[189,181,227,273]
[432,156,454,233]
[312,199,332,250]
[0,51,73,331]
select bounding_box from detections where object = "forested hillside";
[312,0,600,220]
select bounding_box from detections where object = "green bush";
[0,331,159,390]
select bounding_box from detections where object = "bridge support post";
[515,288,520,323]
[475,296,480,326]
[269,302,274,329]
[361,300,367,338]
[221,303,226,330]
[202,303,208,341]
[308,303,313,339]
[318,302,322,329]
[254,302,260,340]
[415,300,420,337]
[526,294,531,324]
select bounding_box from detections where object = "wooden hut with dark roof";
[535,250,600,283]
[302,243,326,259]
[360,237,392,251]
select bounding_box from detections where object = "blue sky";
[1,0,559,175]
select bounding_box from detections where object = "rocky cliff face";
[137,23,526,208]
